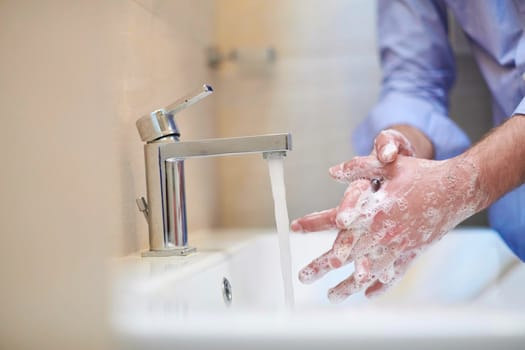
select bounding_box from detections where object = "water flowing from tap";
[267,156,295,309]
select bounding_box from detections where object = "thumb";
[373,129,415,163]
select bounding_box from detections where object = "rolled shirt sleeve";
[353,0,470,160]
[513,96,525,116]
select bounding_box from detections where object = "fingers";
[328,156,386,184]
[368,210,407,246]
[335,179,370,229]
[291,208,337,233]
[302,242,416,302]
[378,264,396,284]
[352,235,406,286]
[328,273,373,304]
[327,240,412,302]
[348,231,377,259]
[298,230,356,284]
[364,279,388,298]
[354,255,372,282]
[363,270,398,299]
[364,249,419,298]
[369,238,408,278]
[394,249,418,270]
[373,129,415,163]
[298,250,336,284]
[331,229,357,267]
[292,179,371,233]
[339,211,395,268]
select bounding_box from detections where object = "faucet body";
[136,85,292,256]
[141,134,291,256]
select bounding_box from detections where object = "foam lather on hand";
[380,143,398,162]
[291,154,487,303]
[373,129,416,163]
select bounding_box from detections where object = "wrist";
[449,152,490,213]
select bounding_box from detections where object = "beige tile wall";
[0,0,216,348]
[214,0,381,227]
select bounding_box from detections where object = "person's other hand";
[372,125,435,162]
[291,154,485,303]
[372,129,416,163]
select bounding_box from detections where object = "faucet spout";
[159,133,292,160]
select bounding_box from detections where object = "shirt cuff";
[513,96,525,116]
[352,91,471,160]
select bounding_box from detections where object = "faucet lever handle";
[136,84,214,143]
[164,84,214,115]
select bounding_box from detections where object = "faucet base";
[141,246,196,257]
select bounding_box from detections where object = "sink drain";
[222,277,232,306]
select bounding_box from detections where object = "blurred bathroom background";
[0,0,492,348]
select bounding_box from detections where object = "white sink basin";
[112,228,525,349]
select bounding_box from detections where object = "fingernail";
[380,143,397,162]
[328,256,342,269]
[290,220,303,232]
[298,266,317,284]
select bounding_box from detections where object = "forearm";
[461,115,525,210]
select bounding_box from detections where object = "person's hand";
[371,125,435,162]
[291,154,485,303]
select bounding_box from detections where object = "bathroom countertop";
[112,229,275,289]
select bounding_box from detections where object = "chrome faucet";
[135,84,292,257]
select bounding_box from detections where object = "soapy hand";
[291,154,486,303]
[372,129,416,163]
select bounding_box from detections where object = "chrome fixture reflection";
[206,46,276,69]
[222,277,233,306]
[136,84,292,257]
